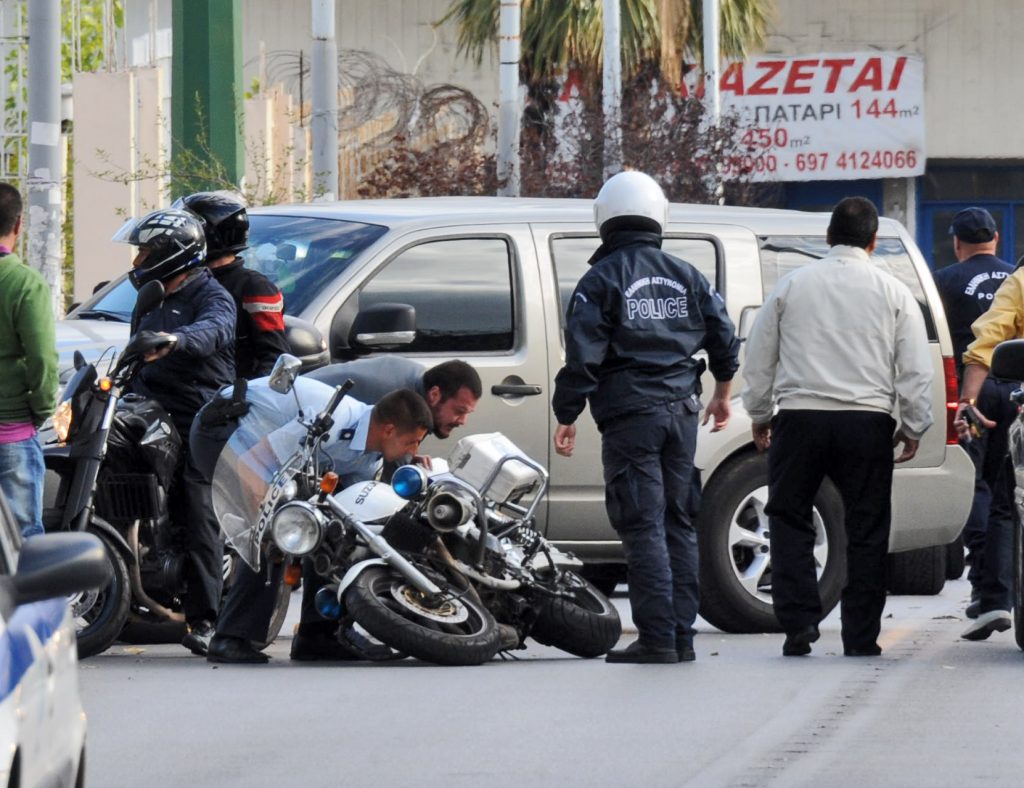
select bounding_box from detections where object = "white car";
[0,496,110,788]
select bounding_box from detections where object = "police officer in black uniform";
[552,171,740,664]
[114,208,237,656]
[174,191,289,379]
[932,207,1015,624]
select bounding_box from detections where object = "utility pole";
[703,0,721,124]
[496,0,521,197]
[602,0,623,180]
[27,0,63,314]
[311,0,339,201]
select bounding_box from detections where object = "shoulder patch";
[338,428,356,441]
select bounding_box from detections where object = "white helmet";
[593,171,669,240]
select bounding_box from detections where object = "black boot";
[207,635,269,664]
[782,624,820,657]
[605,640,679,664]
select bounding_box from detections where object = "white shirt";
[741,245,934,440]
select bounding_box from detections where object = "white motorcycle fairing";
[332,480,407,523]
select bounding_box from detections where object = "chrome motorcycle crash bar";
[324,496,443,597]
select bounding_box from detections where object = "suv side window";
[551,236,719,318]
[758,235,937,340]
[357,237,515,353]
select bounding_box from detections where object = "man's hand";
[142,332,177,362]
[412,454,433,470]
[554,423,576,457]
[702,395,731,432]
[893,429,920,463]
[751,422,771,452]
[953,401,996,442]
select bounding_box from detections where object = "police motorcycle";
[211,354,503,666]
[43,282,325,658]
[336,434,622,660]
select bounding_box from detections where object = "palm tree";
[438,0,776,89]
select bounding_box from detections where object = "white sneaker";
[961,609,1012,641]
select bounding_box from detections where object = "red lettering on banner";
[747,60,786,95]
[887,56,907,90]
[821,58,856,92]
[720,62,745,95]
[849,57,883,91]
[783,59,819,94]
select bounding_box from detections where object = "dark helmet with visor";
[113,208,207,289]
[172,190,249,258]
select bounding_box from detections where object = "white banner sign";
[699,52,925,182]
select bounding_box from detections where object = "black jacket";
[211,257,289,379]
[130,268,237,434]
[552,231,740,427]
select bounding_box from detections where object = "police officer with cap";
[932,207,1015,630]
[552,171,740,664]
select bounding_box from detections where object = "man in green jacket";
[0,183,58,536]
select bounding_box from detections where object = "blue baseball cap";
[949,207,997,244]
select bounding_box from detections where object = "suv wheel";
[697,452,846,633]
[886,545,946,595]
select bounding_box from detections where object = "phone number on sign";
[794,150,919,172]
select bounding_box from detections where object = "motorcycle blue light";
[314,585,343,620]
[391,464,427,499]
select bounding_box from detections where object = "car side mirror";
[13,532,112,606]
[349,303,416,351]
[268,353,304,394]
[991,339,1024,381]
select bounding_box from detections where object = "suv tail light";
[943,356,959,445]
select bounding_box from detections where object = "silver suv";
[61,197,974,632]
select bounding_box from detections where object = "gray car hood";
[56,318,130,381]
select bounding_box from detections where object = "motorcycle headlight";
[52,399,73,443]
[271,501,323,556]
[391,464,428,500]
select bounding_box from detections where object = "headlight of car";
[52,399,73,443]
[270,501,323,556]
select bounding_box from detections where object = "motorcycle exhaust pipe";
[425,490,474,532]
[127,521,185,623]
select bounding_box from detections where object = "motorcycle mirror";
[134,280,165,318]
[73,350,87,371]
[268,353,303,394]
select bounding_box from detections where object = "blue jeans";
[0,434,45,537]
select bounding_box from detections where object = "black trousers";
[168,433,224,626]
[766,410,895,651]
[601,400,701,649]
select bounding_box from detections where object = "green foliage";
[62,1,124,81]
[438,0,775,85]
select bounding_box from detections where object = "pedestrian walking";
[741,197,933,657]
[552,171,740,664]
[0,182,58,537]
[931,208,1014,624]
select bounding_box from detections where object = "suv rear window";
[758,235,937,341]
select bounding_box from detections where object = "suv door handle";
[491,383,543,397]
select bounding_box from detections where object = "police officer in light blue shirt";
[193,376,434,664]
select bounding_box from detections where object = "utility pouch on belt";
[694,357,707,397]
[199,378,251,427]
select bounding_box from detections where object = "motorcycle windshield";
[211,410,308,569]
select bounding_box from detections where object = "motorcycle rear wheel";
[345,567,501,666]
[530,571,622,658]
[70,531,131,658]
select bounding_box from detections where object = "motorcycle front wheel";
[345,567,501,666]
[530,571,622,658]
[70,530,131,658]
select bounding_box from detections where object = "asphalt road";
[78,578,1024,788]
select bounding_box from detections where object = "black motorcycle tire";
[530,571,622,658]
[256,577,293,651]
[345,567,501,666]
[73,531,131,659]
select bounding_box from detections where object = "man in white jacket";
[741,197,933,658]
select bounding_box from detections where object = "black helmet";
[113,208,207,289]
[173,191,249,258]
